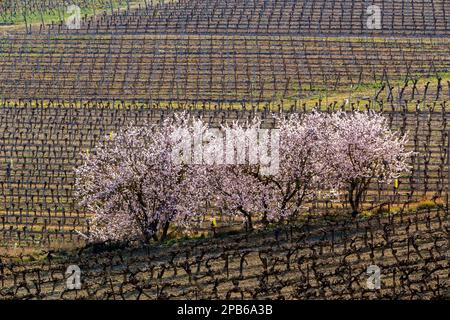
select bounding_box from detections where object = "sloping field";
[47,0,450,37]
[0,207,447,299]
[0,0,448,301]
[0,34,449,102]
[0,102,448,246]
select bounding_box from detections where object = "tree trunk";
[238,207,253,232]
[160,221,170,242]
[348,182,359,217]
[246,214,253,232]
[261,211,268,226]
[142,228,157,243]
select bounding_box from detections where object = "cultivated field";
[0,0,448,300]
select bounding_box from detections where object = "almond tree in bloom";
[76,111,413,241]
[75,115,207,243]
[201,119,275,231]
[203,113,331,229]
[324,111,413,217]
[271,112,332,220]
[205,164,273,231]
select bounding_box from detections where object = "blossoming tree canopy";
[75,111,413,242]
[324,111,413,216]
[75,115,208,243]
[209,113,334,228]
